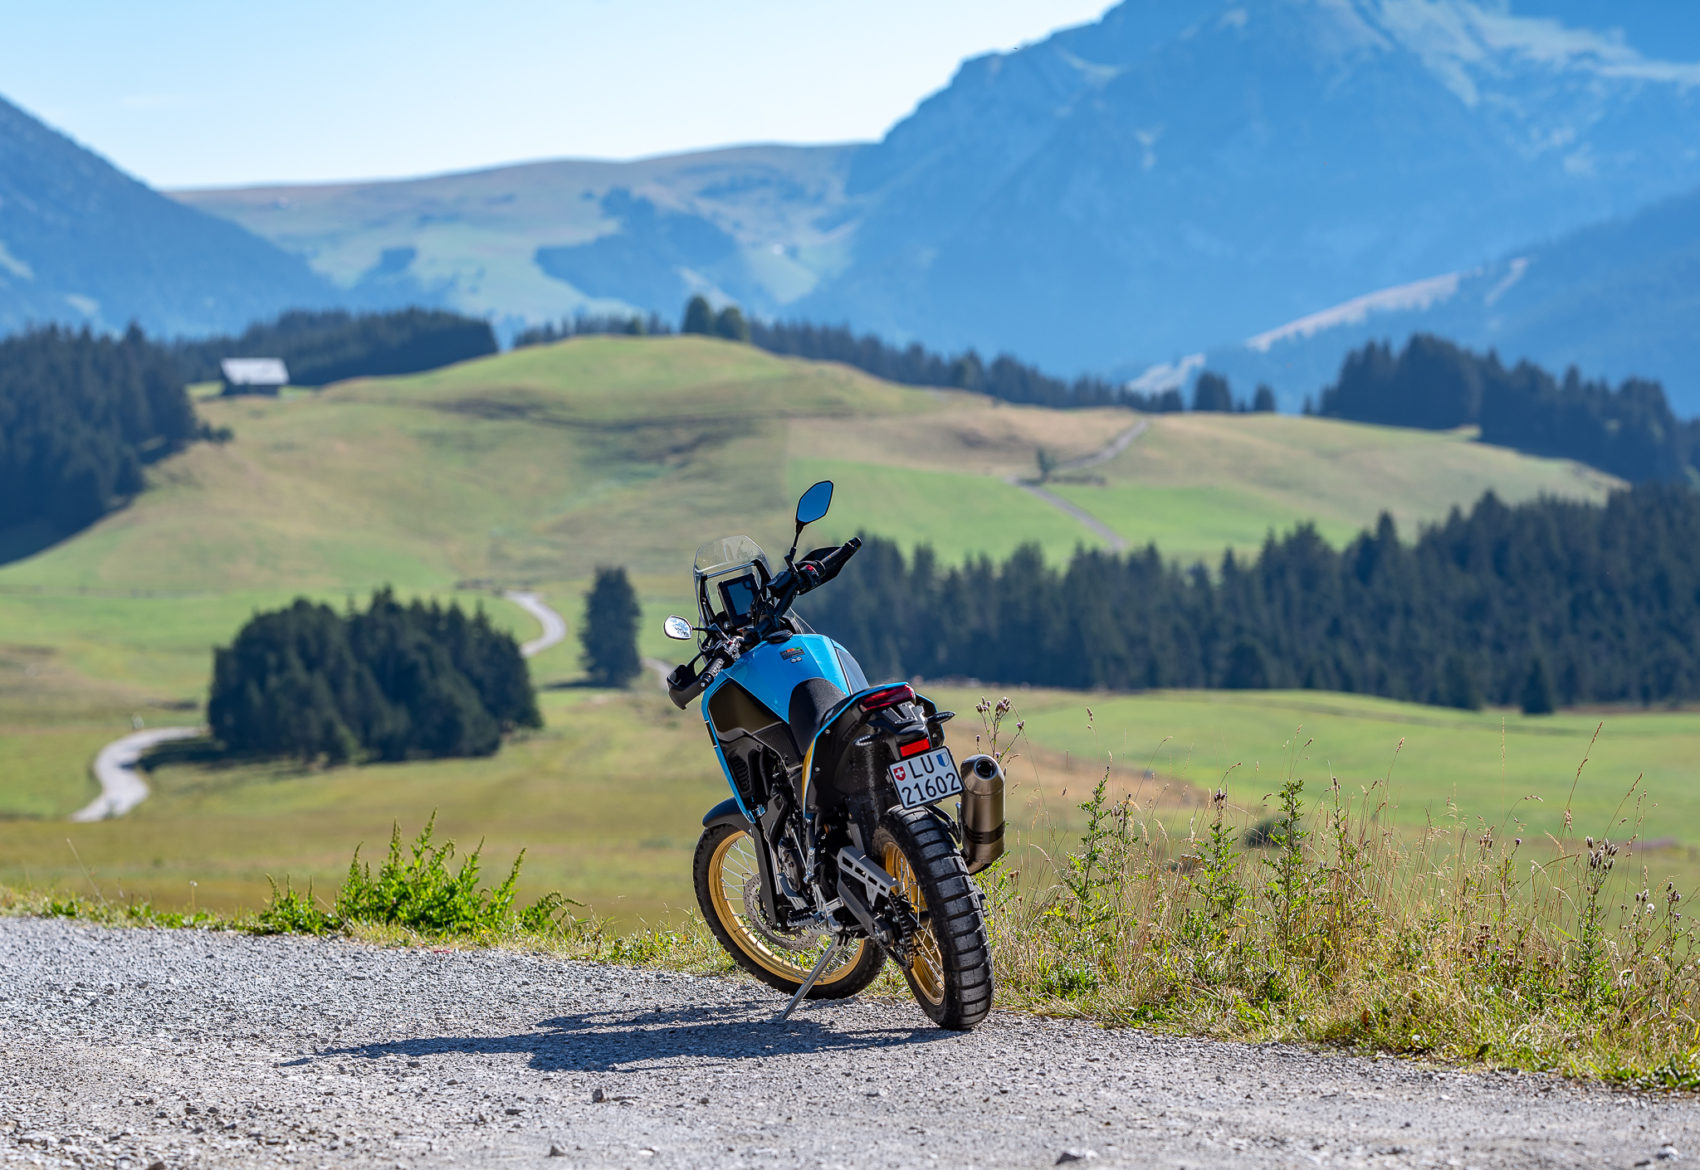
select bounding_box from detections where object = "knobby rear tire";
[693,822,884,1000]
[874,807,994,1030]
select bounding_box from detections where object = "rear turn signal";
[861,684,916,711]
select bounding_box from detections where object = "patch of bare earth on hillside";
[788,406,1138,477]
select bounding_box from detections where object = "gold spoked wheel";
[883,840,946,1006]
[695,824,878,995]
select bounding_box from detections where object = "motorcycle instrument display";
[663,481,1004,1029]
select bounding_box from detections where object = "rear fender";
[802,686,940,815]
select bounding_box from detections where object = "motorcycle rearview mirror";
[663,615,694,641]
[787,480,834,562]
[795,480,833,527]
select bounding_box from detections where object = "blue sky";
[0,0,1111,189]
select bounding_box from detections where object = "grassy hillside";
[1047,412,1620,557]
[0,335,1650,925]
[0,336,1615,596]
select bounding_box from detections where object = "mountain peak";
[791,0,1700,372]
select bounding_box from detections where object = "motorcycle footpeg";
[836,881,897,952]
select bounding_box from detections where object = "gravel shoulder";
[4,918,1695,1169]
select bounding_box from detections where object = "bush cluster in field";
[971,700,1700,1090]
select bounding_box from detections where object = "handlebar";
[667,644,733,710]
[787,536,861,603]
[667,537,862,710]
[813,536,861,585]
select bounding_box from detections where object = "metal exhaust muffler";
[956,753,1006,874]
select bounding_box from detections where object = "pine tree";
[713,306,750,343]
[681,295,714,335]
[581,567,642,687]
[1521,655,1555,715]
[1441,654,1482,710]
[1253,385,1277,412]
[1192,372,1234,412]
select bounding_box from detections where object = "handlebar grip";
[666,664,703,710]
[667,654,726,710]
[818,536,861,580]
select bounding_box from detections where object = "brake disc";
[741,874,828,954]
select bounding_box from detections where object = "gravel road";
[502,592,567,659]
[70,727,203,823]
[4,919,1695,1170]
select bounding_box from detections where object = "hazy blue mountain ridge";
[797,0,1700,373]
[13,0,1700,402]
[1204,183,1700,414]
[0,94,356,337]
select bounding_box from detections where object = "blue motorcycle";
[664,481,1005,1029]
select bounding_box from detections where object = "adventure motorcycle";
[663,481,1005,1030]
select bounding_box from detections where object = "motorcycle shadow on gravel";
[315,1002,953,1073]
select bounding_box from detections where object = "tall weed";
[979,700,1700,1087]
[256,814,575,939]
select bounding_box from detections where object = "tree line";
[1314,334,1699,484]
[803,484,1700,713]
[208,589,540,763]
[735,307,1183,412]
[175,307,497,387]
[0,325,205,534]
[513,296,1186,412]
[512,310,675,346]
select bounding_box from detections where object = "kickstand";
[773,938,843,1023]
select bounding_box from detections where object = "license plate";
[889,748,962,808]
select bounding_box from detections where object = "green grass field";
[0,336,1670,926]
[1047,412,1619,562]
[3,678,1694,928]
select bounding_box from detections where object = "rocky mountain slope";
[803,0,1700,374]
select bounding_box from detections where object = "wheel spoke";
[883,840,946,1005]
[708,829,863,985]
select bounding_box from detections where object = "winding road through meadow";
[72,591,570,823]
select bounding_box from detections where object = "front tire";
[874,807,994,1030]
[694,822,883,999]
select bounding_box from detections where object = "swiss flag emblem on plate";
[891,765,907,782]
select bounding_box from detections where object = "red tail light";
[861,684,915,711]
[898,737,932,759]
